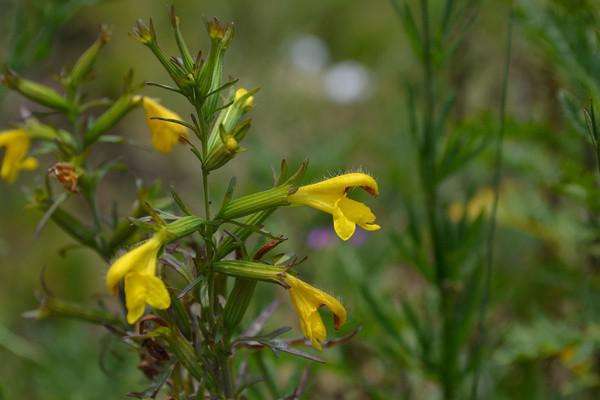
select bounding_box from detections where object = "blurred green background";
[0,0,598,398]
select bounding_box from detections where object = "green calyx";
[218,185,293,221]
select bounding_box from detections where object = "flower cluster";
[106,170,379,347]
[2,9,380,398]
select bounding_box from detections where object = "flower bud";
[197,18,234,118]
[206,17,234,45]
[65,26,110,89]
[234,88,254,111]
[132,19,155,45]
[1,69,72,112]
[225,136,239,152]
[204,120,249,171]
[206,88,256,154]
[134,19,189,90]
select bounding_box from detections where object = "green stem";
[34,297,124,328]
[203,170,211,221]
[48,206,108,260]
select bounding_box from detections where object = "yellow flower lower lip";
[0,129,38,183]
[288,172,380,240]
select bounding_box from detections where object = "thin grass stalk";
[469,8,514,399]
[416,0,457,397]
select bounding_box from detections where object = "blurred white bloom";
[288,34,329,74]
[324,61,372,104]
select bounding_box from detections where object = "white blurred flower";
[323,61,372,104]
[288,34,329,74]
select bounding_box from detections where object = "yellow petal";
[305,311,327,350]
[361,222,381,231]
[124,272,171,324]
[289,287,326,350]
[337,197,380,232]
[0,129,27,146]
[285,275,347,350]
[288,191,339,213]
[295,173,379,197]
[105,235,162,293]
[0,129,32,183]
[124,273,148,324]
[1,158,19,183]
[141,97,188,153]
[20,157,38,171]
[141,274,171,310]
[332,206,356,241]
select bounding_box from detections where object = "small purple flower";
[306,227,335,249]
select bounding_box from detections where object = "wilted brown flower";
[48,162,79,193]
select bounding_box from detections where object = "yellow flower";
[140,97,188,153]
[284,274,347,350]
[288,172,380,240]
[0,129,38,183]
[106,232,171,324]
[447,185,558,243]
[448,187,495,222]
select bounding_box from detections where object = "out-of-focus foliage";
[1,0,102,70]
[0,0,598,399]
